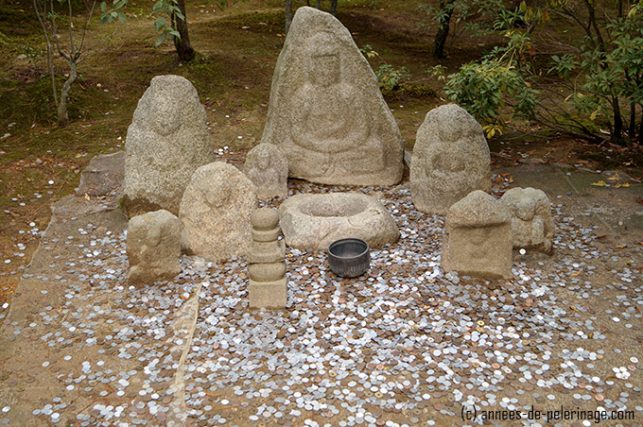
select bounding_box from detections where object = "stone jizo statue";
[501,187,554,254]
[244,144,288,200]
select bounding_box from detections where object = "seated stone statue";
[501,187,554,254]
[243,143,288,200]
[260,7,404,186]
[286,33,384,178]
[410,104,491,214]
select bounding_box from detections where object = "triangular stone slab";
[260,7,404,186]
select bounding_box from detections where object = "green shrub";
[375,64,409,93]
[444,59,537,123]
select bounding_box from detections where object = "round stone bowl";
[328,238,370,278]
[279,192,400,252]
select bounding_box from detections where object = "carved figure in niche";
[410,104,491,214]
[244,143,288,200]
[441,190,512,279]
[127,209,181,286]
[501,187,554,254]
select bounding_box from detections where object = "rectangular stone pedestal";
[249,278,287,308]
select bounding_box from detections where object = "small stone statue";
[123,75,212,216]
[179,162,256,262]
[243,144,288,200]
[441,190,512,279]
[501,187,554,254]
[410,104,491,214]
[127,209,181,286]
[248,208,287,308]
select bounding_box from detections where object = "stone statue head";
[308,32,341,87]
[436,108,479,142]
[432,151,466,173]
[198,179,229,208]
[502,187,550,222]
[256,148,271,170]
[139,79,189,137]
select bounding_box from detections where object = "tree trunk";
[639,108,642,145]
[57,59,77,127]
[33,0,59,105]
[330,0,337,15]
[611,96,623,143]
[433,0,455,59]
[628,102,636,141]
[172,0,195,62]
[316,0,321,9]
[285,0,293,33]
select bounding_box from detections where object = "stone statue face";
[145,88,182,136]
[436,108,480,142]
[515,201,536,221]
[459,226,495,261]
[307,32,342,88]
[505,190,547,222]
[426,143,472,191]
[200,182,228,208]
[432,151,465,173]
[256,150,271,170]
[311,54,340,87]
[437,121,465,142]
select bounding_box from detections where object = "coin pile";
[0,179,641,426]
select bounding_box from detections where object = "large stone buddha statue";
[260,7,403,186]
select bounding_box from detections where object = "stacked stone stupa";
[248,208,287,308]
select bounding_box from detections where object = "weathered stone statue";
[248,208,287,308]
[243,144,288,200]
[260,7,404,186]
[441,191,512,279]
[127,210,181,286]
[179,162,256,262]
[411,104,491,214]
[501,187,554,254]
[123,75,212,216]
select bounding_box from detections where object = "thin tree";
[153,0,195,62]
[33,0,125,126]
[171,0,194,61]
[433,0,455,59]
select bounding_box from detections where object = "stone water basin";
[278,192,399,252]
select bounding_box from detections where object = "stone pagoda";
[248,208,287,308]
